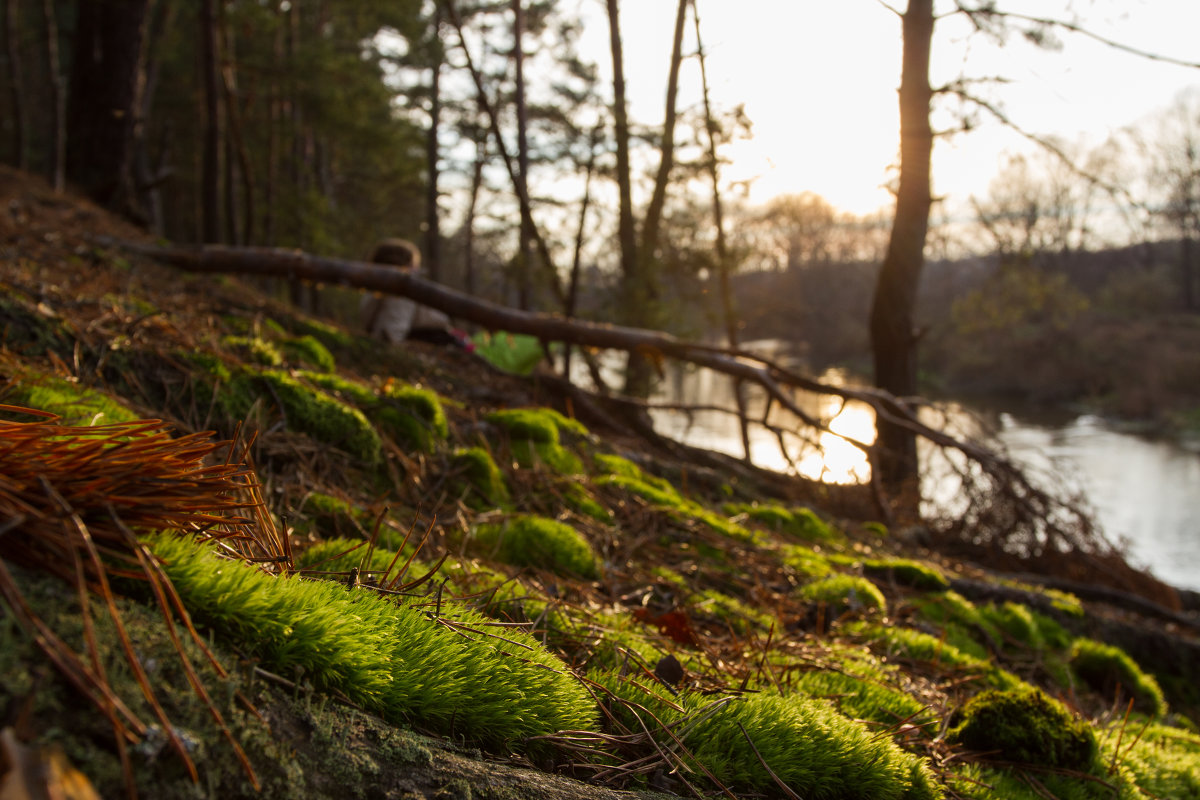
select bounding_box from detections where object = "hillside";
[3,165,1200,800]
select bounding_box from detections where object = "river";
[644,353,1200,592]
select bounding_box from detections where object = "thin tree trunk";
[693,0,750,462]
[41,0,63,190]
[4,0,25,170]
[441,0,565,307]
[464,133,486,298]
[639,0,688,263]
[512,0,534,308]
[563,121,601,381]
[424,6,443,281]
[220,8,254,245]
[868,0,934,499]
[199,0,221,243]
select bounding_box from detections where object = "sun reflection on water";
[795,398,876,484]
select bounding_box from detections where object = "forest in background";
[3,1,1200,446]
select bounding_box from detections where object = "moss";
[3,371,140,425]
[149,534,599,751]
[380,381,448,451]
[798,574,886,616]
[0,291,75,358]
[792,669,934,730]
[1069,638,1167,718]
[246,371,382,465]
[695,589,778,634]
[221,335,285,366]
[286,315,356,352]
[280,335,336,372]
[862,558,949,592]
[1115,722,1200,799]
[560,482,612,524]
[684,691,941,800]
[487,408,583,474]
[857,623,1021,690]
[472,514,600,579]
[948,687,1098,770]
[726,502,844,544]
[781,545,834,579]
[295,538,427,586]
[592,453,674,493]
[978,602,1042,649]
[451,447,511,508]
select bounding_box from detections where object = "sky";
[574,1,1200,217]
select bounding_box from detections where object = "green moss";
[726,502,844,544]
[792,669,933,730]
[295,538,427,585]
[286,316,355,351]
[857,623,1021,690]
[487,408,584,474]
[781,545,834,579]
[0,291,75,358]
[149,534,598,750]
[1115,722,1200,799]
[862,558,949,592]
[280,335,336,372]
[684,691,941,800]
[592,453,674,493]
[380,382,448,451]
[451,446,511,508]
[799,574,886,616]
[948,687,1098,770]
[978,602,1042,649]
[695,589,778,634]
[560,482,612,524]
[221,335,284,366]
[1069,638,1167,718]
[3,371,140,425]
[247,371,382,464]
[472,514,600,579]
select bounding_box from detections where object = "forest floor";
[3,164,1200,800]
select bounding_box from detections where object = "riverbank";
[3,166,1200,799]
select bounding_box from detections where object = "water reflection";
[642,351,1200,591]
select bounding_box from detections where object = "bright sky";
[576,1,1200,216]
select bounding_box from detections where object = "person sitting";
[360,238,471,349]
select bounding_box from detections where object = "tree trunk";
[512,0,534,309]
[66,0,150,209]
[464,133,486,297]
[868,0,934,498]
[605,0,649,397]
[199,0,221,243]
[693,0,750,461]
[424,6,444,282]
[638,0,688,263]
[41,0,63,190]
[4,0,26,170]
[563,121,601,380]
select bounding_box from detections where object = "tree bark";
[199,0,221,243]
[605,0,650,397]
[424,6,444,282]
[65,0,150,209]
[41,0,63,190]
[5,0,26,170]
[868,0,934,497]
[512,0,533,309]
[638,0,688,264]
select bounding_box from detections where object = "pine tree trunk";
[41,0,63,190]
[199,0,221,243]
[4,0,26,170]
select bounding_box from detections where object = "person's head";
[370,238,421,271]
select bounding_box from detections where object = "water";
[643,349,1200,592]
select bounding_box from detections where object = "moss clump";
[472,514,600,579]
[221,335,284,366]
[451,446,511,508]
[858,623,1021,690]
[380,381,448,452]
[686,691,941,799]
[487,408,583,474]
[781,545,834,579]
[592,453,674,492]
[799,574,886,616]
[1115,722,1200,799]
[726,502,844,544]
[793,669,933,730]
[1069,638,1167,718]
[246,371,382,465]
[948,687,1098,770]
[149,534,598,750]
[280,334,335,372]
[979,601,1042,649]
[3,371,140,425]
[561,482,612,524]
[863,558,949,592]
